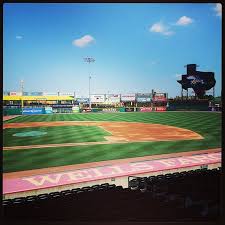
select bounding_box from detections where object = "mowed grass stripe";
[3,139,221,173]
[3,126,111,147]
[4,112,221,125]
[3,112,221,173]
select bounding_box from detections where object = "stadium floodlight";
[84,57,95,63]
[84,57,95,109]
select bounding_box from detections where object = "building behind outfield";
[3,90,168,115]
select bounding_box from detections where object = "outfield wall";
[4,104,219,116]
[4,106,167,115]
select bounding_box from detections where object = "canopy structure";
[3,95,74,101]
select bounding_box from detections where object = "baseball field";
[3,111,221,174]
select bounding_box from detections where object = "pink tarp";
[3,152,221,194]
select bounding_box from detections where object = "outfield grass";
[3,126,110,147]
[3,112,221,173]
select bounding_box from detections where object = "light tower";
[20,80,24,108]
[84,57,95,109]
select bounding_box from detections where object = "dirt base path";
[3,121,203,150]
[3,115,21,121]
[3,148,221,179]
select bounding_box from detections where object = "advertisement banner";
[23,92,43,96]
[59,93,74,96]
[22,108,44,115]
[76,98,89,103]
[82,108,92,113]
[136,93,152,102]
[125,107,134,112]
[121,94,135,102]
[43,92,58,96]
[140,107,153,112]
[44,107,53,114]
[155,106,167,111]
[30,92,43,96]
[92,108,103,112]
[136,97,152,102]
[102,108,119,113]
[10,92,22,96]
[72,106,80,113]
[90,94,105,103]
[153,93,167,102]
[119,107,126,112]
[51,104,73,108]
[105,94,121,103]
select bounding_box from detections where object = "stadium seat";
[61,189,72,195]
[71,188,81,193]
[81,186,91,191]
[13,197,26,202]
[49,193,61,201]
[86,187,94,192]
[49,191,61,197]
[129,178,139,190]
[25,195,38,200]
[76,190,85,194]
[91,184,100,189]
[9,198,28,219]
[115,185,123,191]
[100,182,110,187]
[37,193,49,199]
[3,168,220,221]
[104,184,115,191]
[3,199,12,206]
[156,174,164,179]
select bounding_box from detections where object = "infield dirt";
[3,121,203,150]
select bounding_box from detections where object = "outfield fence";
[4,105,221,116]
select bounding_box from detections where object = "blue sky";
[3,3,222,97]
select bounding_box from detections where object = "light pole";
[89,75,91,108]
[20,80,24,109]
[84,57,95,109]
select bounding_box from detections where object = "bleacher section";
[3,167,221,222]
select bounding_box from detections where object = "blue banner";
[44,107,53,114]
[76,98,89,103]
[22,108,45,115]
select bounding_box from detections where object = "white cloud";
[176,16,193,26]
[213,3,222,17]
[150,22,174,36]
[72,35,95,48]
[16,35,23,40]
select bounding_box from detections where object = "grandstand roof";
[3,96,74,101]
